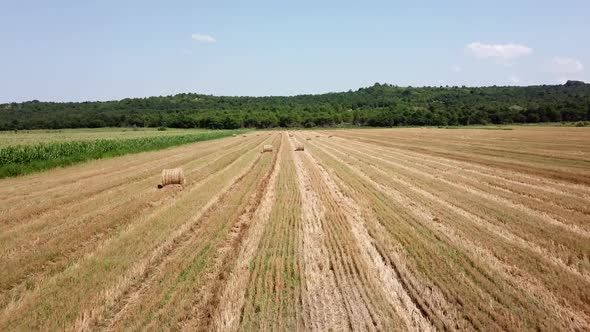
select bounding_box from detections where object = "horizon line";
[2,80,586,104]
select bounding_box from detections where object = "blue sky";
[1,0,589,102]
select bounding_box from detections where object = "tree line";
[1,81,589,130]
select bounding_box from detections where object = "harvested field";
[1,127,589,331]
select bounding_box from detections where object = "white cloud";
[509,76,520,84]
[465,42,532,62]
[451,65,462,72]
[191,33,216,43]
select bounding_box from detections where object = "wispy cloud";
[465,42,532,62]
[451,65,462,72]
[191,33,216,43]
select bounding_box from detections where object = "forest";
[1,81,589,130]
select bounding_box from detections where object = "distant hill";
[1,82,589,130]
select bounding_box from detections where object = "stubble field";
[1,127,589,331]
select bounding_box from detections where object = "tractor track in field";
[293,134,409,331]
[0,137,263,262]
[306,136,590,329]
[0,135,269,330]
[331,131,590,199]
[302,137,435,331]
[212,134,284,331]
[1,128,589,331]
[330,135,590,215]
[180,134,282,331]
[73,135,278,331]
[0,136,257,229]
[0,136,268,312]
[292,136,351,331]
[333,131,590,186]
[312,136,590,277]
[0,136,264,256]
[237,134,304,331]
[0,138,235,214]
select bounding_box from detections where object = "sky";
[1,0,589,102]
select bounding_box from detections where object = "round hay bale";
[160,168,185,187]
[232,134,237,137]
[242,135,247,138]
[289,134,294,137]
[294,144,304,151]
[306,138,311,141]
[262,144,273,153]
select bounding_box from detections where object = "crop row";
[0,130,244,178]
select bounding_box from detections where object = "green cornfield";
[0,130,245,178]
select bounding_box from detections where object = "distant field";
[0,128,244,178]
[0,127,216,146]
[0,127,589,330]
